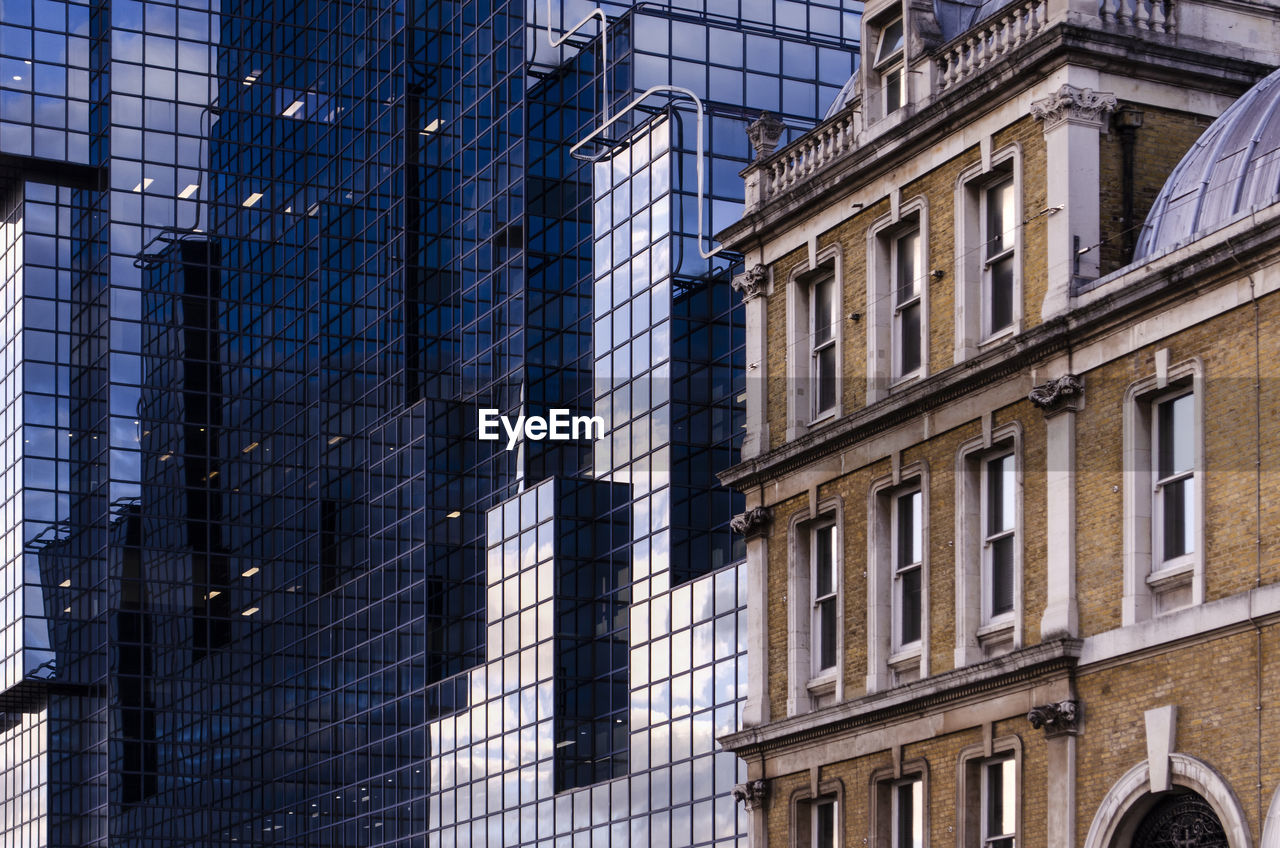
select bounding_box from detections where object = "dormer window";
[874,14,906,114]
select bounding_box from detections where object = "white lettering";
[549,408,570,439]
[478,409,607,450]
[478,409,500,440]
[572,414,605,440]
[501,414,524,451]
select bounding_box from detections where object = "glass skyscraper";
[0,0,856,844]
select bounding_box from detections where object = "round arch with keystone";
[1083,754,1251,848]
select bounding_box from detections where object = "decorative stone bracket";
[731,506,773,539]
[1031,85,1118,131]
[1027,699,1081,735]
[1029,373,1084,415]
[732,779,769,811]
[732,264,769,303]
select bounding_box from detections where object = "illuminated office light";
[242,567,260,577]
[243,192,264,207]
[132,178,154,193]
[283,99,304,117]
[178,183,200,199]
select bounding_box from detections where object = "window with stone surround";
[955,149,1022,361]
[869,7,906,117]
[959,739,1021,848]
[955,424,1022,665]
[788,500,845,714]
[794,781,844,848]
[1123,357,1204,623]
[869,200,928,401]
[871,762,928,848]
[868,463,928,690]
[787,249,843,439]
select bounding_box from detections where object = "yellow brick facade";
[718,8,1280,848]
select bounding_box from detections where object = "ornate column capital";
[732,779,769,811]
[747,112,787,159]
[732,264,769,303]
[1031,85,1118,131]
[1027,699,1081,736]
[1029,373,1084,415]
[731,506,773,538]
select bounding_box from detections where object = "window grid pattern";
[0,0,859,844]
[0,0,91,163]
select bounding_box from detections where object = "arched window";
[1131,791,1228,848]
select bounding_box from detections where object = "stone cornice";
[720,638,1081,759]
[718,203,1280,493]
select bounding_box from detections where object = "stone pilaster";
[1032,84,1117,317]
[732,506,773,727]
[733,779,769,848]
[1032,374,1083,638]
[733,264,771,459]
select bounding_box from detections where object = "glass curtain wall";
[0,0,858,845]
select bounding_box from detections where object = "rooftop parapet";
[735,0,1280,219]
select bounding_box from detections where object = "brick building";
[715,1,1280,847]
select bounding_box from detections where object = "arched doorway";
[1084,755,1251,848]
[1130,791,1229,848]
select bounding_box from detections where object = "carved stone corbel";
[732,264,769,303]
[1029,373,1084,415]
[730,506,773,539]
[732,779,769,811]
[1031,85,1118,131]
[1027,699,1081,735]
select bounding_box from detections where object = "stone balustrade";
[937,0,1049,91]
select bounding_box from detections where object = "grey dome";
[1136,66,1280,261]
[934,0,1019,41]
[825,69,860,120]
